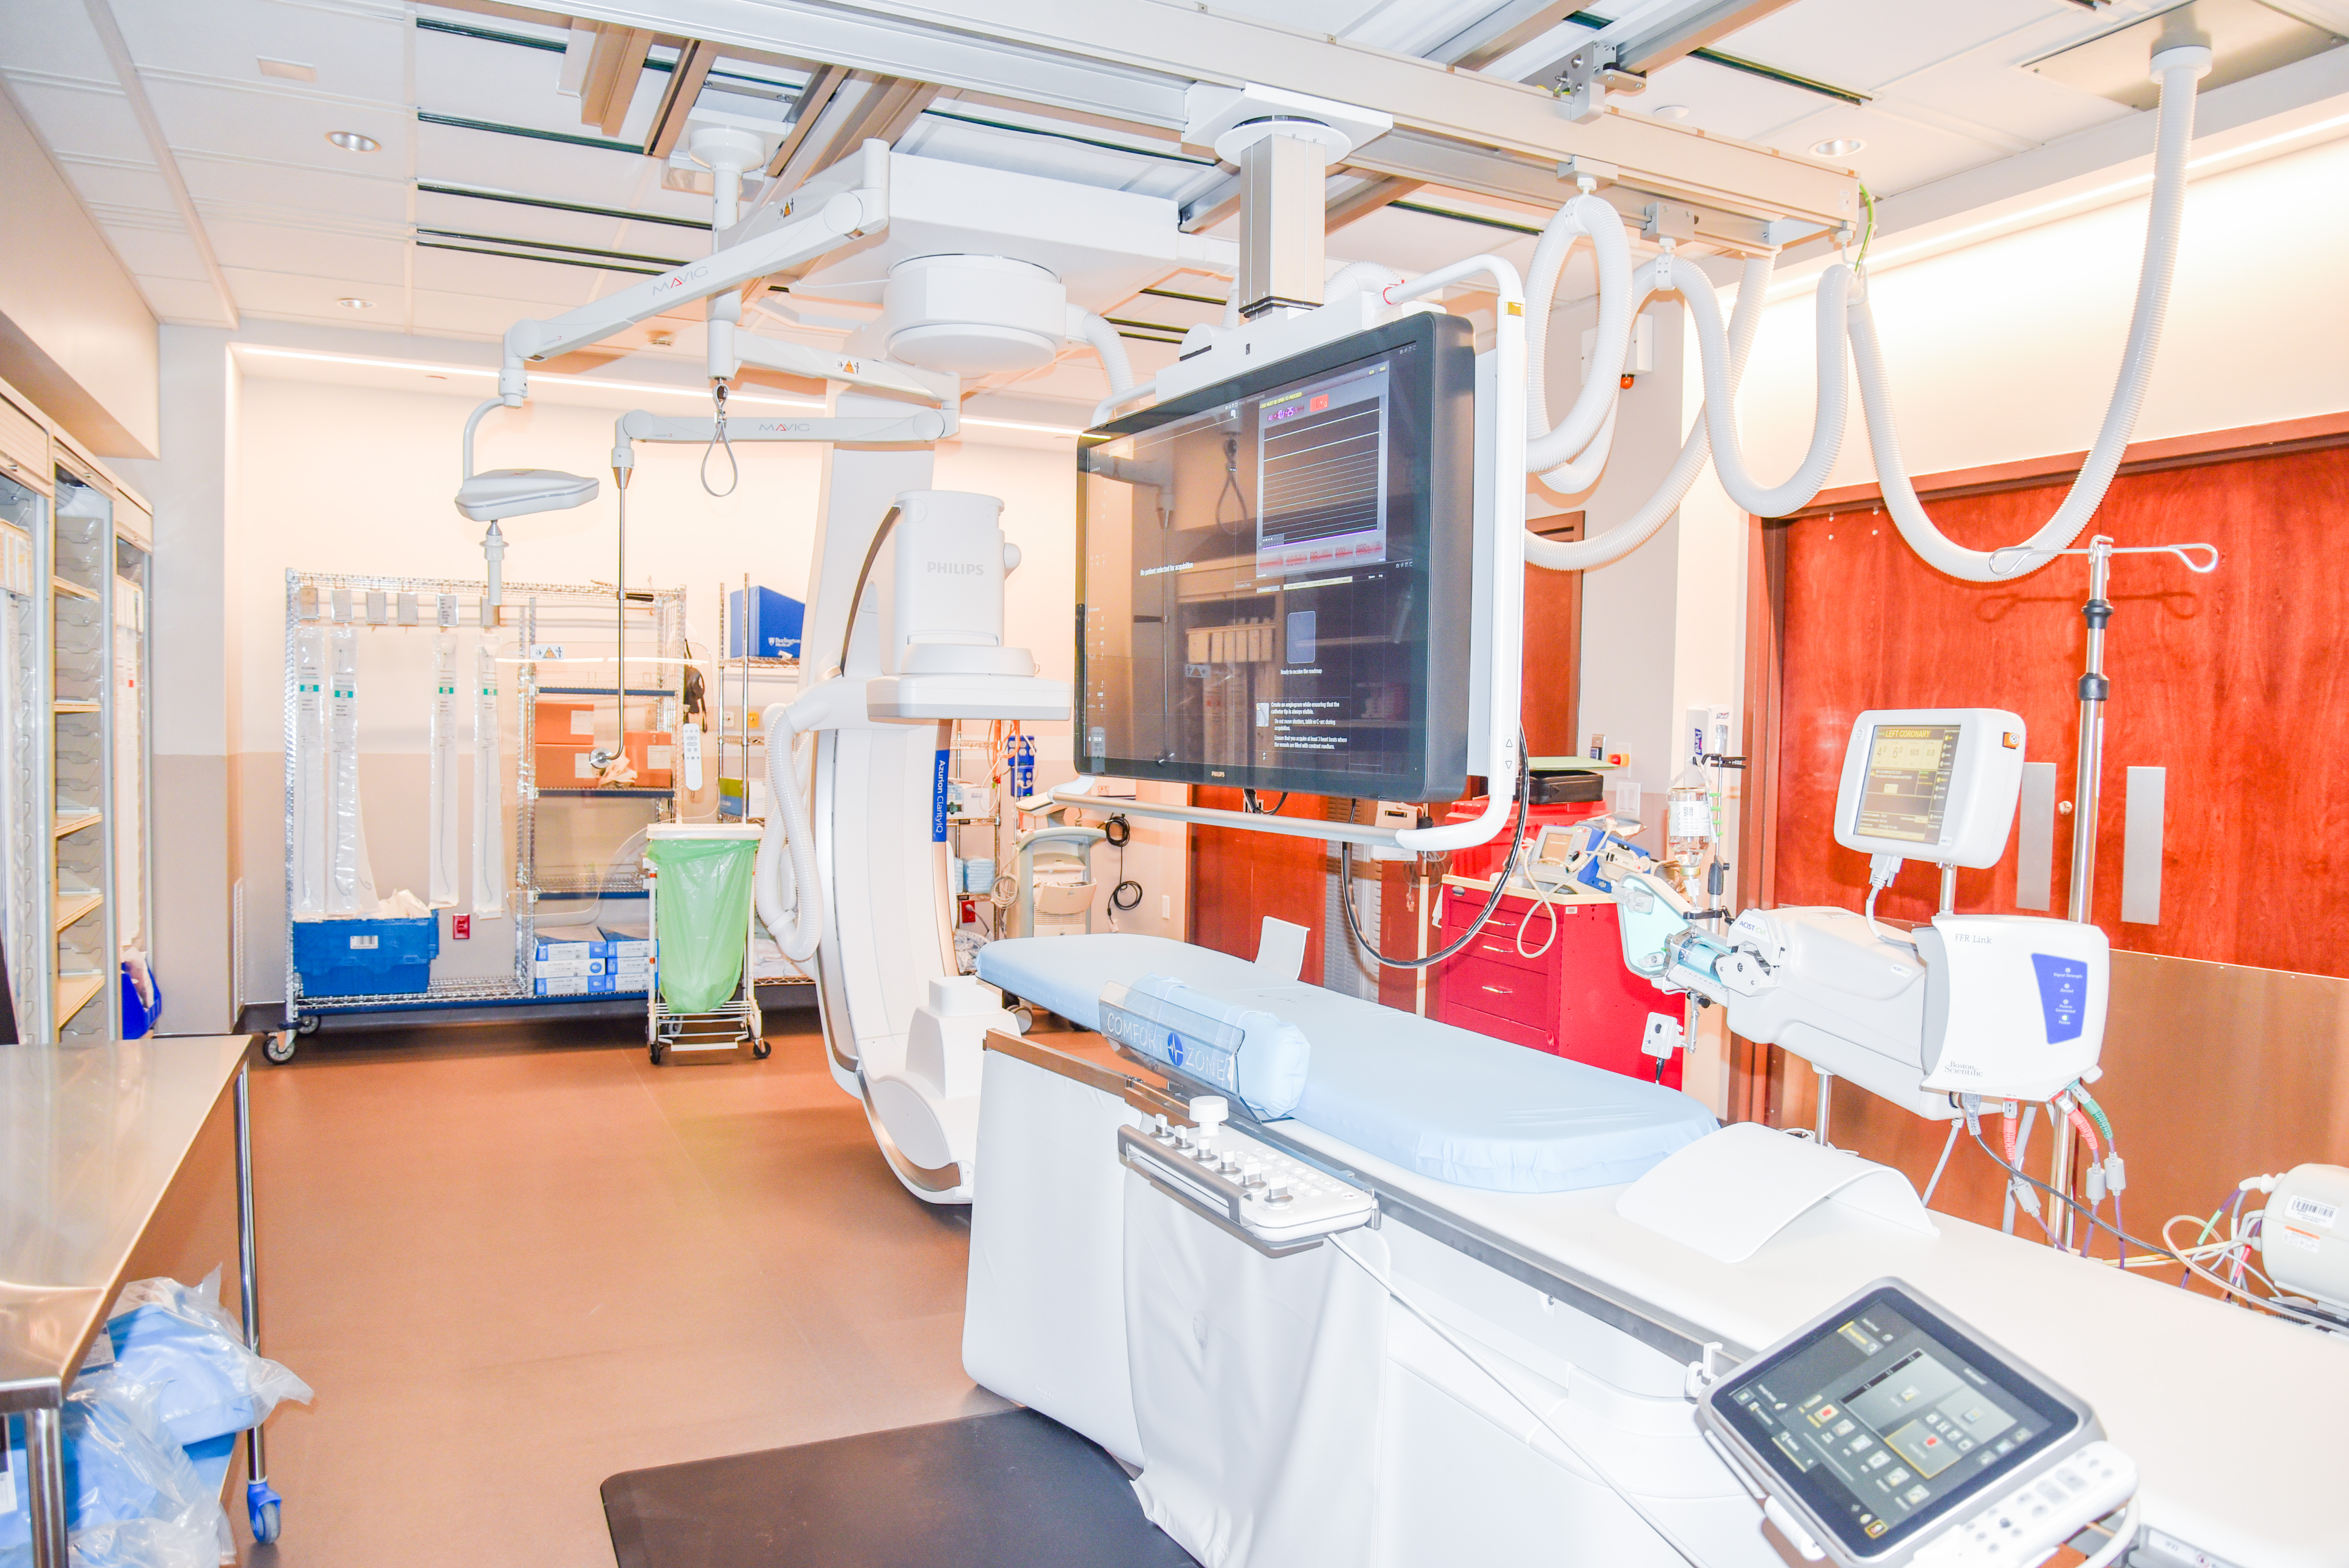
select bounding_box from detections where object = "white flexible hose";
[1524,254,1774,572]
[1327,260,1405,301]
[754,704,822,962]
[1524,194,1637,475]
[1850,49,2207,581]
[1682,260,1852,519]
[1068,308,1136,395]
[1535,398,1618,496]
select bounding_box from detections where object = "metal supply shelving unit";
[278,572,685,1035]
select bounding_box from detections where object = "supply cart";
[642,822,765,1064]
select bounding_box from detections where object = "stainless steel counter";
[0,1037,256,1562]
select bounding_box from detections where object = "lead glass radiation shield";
[1075,314,1475,800]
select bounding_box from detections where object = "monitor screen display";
[1851,722,1962,845]
[1713,1286,2080,1558]
[1075,314,1475,800]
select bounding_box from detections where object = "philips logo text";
[927,561,987,576]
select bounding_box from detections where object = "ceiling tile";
[1754,102,2012,195]
[92,221,213,281]
[223,264,401,320]
[413,244,609,308]
[140,75,411,171]
[1707,0,2088,94]
[411,187,700,266]
[409,286,608,340]
[112,0,410,104]
[135,275,235,324]
[205,219,410,285]
[3,75,156,164]
[415,120,653,207]
[180,153,412,222]
[53,155,178,214]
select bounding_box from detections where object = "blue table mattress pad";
[978,934,1715,1194]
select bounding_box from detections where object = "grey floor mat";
[601,1408,1202,1567]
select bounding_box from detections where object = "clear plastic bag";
[104,1273,312,1449]
[0,1370,232,1566]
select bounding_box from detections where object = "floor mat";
[602,1408,1202,1567]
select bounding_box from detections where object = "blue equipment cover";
[978,935,1715,1194]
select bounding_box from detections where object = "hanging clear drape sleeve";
[428,633,459,908]
[323,628,376,914]
[290,626,326,916]
[471,640,505,916]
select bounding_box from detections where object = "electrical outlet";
[452,914,472,940]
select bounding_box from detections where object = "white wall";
[0,86,159,458]
[1739,134,2349,488]
[226,373,1139,1001]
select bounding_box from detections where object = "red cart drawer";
[1438,1001,1555,1055]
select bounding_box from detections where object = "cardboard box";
[535,745,608,786]
[727,586,804,660]
[537,699,599,741]
[624,730,674,789]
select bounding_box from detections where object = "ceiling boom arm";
[495,139,892,401]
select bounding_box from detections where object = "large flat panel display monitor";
[1076,314,1476,800]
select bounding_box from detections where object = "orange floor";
[241,1014,1003,1566]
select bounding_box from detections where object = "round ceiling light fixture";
[1651,104,1691,120]
[336,297,375,310]
[1811,137,1865,157]
[325,130,380,153]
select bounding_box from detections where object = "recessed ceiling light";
[1652,104,1691,120]
[325,130,380,153]
[1811,137,1866,157]
[258,58,316,82]
[337,297,376,310]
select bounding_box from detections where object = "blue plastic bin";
[292,916,438,997]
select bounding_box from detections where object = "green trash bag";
[645,835,758,1014]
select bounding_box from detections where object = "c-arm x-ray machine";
[457,18,2206,1203]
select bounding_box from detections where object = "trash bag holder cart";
[0,1037,288,1559]
[642,823,765,1065]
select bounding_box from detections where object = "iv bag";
[324,627,378,914]
[428,633,458,908]
[291,626,326,916]
[472,641,505,916]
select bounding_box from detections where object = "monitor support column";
[1233,123,1337,319]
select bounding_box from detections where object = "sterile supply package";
[0,1368,232,1567]
[103,1272,313,1447]
[1098,974,1311,1119]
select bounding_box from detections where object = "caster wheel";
[751,1038,772,1060]
[262,1033,298,1064]
[1010,1005,1035,1034]
[247,1481,282,1543]
[295,1014,321,1035]
[649,1042,666,1066]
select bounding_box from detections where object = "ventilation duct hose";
[1523,194,1638,478]
[1524,254,1774,572]
[1849,47,2207,581]
[754,704,823,962]
[1682,260,1852,519]
[1068,308,1136,394]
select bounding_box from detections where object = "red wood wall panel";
[1188,788,1331,975]
[1771,445,2349,975]
[1766,442,2349,1243]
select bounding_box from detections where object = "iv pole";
[1995,532,2218,1247]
